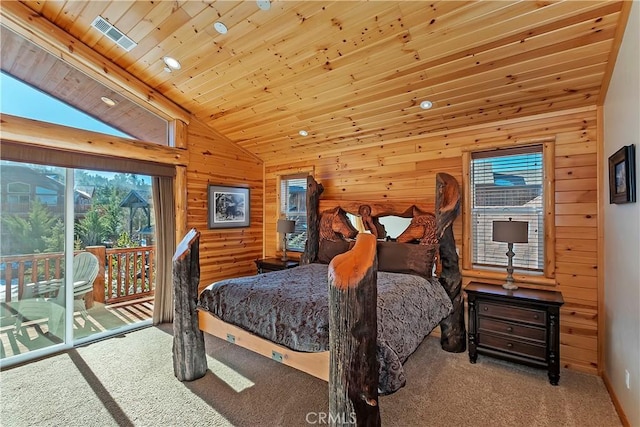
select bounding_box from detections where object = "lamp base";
[502,281,518,290]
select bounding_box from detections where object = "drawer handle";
[506,326,513,333]
[507,343,513,348]
[533,314,540,320]
[483,307,489,311]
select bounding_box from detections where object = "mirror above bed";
[346,213,412,240]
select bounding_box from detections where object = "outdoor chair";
[13,252,100,338]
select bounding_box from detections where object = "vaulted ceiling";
[0,1,630,163]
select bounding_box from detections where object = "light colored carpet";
[0,324,621,427]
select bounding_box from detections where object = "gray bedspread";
[198,263,452,394]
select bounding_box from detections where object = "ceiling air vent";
[91,16,137,52]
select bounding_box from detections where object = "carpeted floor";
[0,324,621,427]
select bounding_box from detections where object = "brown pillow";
[317,238,354,264]
[377,241,438,278]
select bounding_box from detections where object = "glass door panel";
[0,161,67,359]
[72,170,155,342]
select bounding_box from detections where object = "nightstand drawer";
[478,301,546,326]
[478,333,546,361]
[478,317,546,343]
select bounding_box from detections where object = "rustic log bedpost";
[301,175,324,265]
[435,173,466,353]
[172,228,207,381]
[328,233,380,427]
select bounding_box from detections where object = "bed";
[191,173,466,423]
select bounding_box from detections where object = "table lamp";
[277,219,296,261]
[492,218,528,290]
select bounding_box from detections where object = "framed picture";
[208,184,250,228]
[608,144,636,204]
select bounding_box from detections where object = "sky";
[0,72,150,183]
[0,71,131,139]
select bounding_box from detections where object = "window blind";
[471,146,544,271]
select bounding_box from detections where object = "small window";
[6,182,31,205]
[471,146,544,271]
[279,174,308,252]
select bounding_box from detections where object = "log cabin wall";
[186,119,264,292]
[264,106,599,375]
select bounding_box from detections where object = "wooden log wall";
[265,106,600,375]
[186,119,264,292]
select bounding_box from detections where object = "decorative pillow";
[317,238,354,264]
[377,241,438,278]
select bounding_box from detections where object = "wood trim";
[170,120,189,149]
[597,1,634,106]
[175,165,188,243]
[0,114,189,167]
[462,151,472,271]
[462,269,557,287]
[0,1,191,123]
[602,370,631,427]
[596,105,605,376]
[198,310,329,381]
[462,139,555,280]
[262,162,267,258]
[543,140,556,278]
[460,136,556,153]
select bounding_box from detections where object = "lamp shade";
[492,220,528,243]
[277,219,295,233]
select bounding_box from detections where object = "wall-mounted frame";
[208,184,250,228]
[608,144,636,204]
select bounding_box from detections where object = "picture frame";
[208,184,250,228]
[608,144,636,204]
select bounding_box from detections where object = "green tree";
[76,208,105,247]
[0,200,62,255]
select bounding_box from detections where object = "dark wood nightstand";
[254,257,299,274]
[465,281,564,385]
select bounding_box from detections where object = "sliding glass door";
[0,161,155,365]
[0,162,68,358]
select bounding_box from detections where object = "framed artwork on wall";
[208,184,250,228]
[608,144,636,204]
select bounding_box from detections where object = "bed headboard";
[301,173,460,268]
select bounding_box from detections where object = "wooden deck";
[0,297,153,359]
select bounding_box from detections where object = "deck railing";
[0,246,155,304]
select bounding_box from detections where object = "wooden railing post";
[328,233,380,427]
[86,245,106,307]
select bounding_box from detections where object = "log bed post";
[172,228,207,381]
[328,233,381,427]
[301,175,324,265]
[435,173,466,353]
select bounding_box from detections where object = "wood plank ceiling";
[1,1,628,163]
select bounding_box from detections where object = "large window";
[470,146,544,272]
[279,174,308,252]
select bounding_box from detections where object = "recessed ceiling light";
[257,0,271,11]
[299,130,309,137]
[163,56,181,70]
[214,22,228,34]
[420,100,433,110]
[100,96,116,107]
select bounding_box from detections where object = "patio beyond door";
[0,161,155,364]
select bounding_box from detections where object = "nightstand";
[465,282,564,385]
[254,257,299,274]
